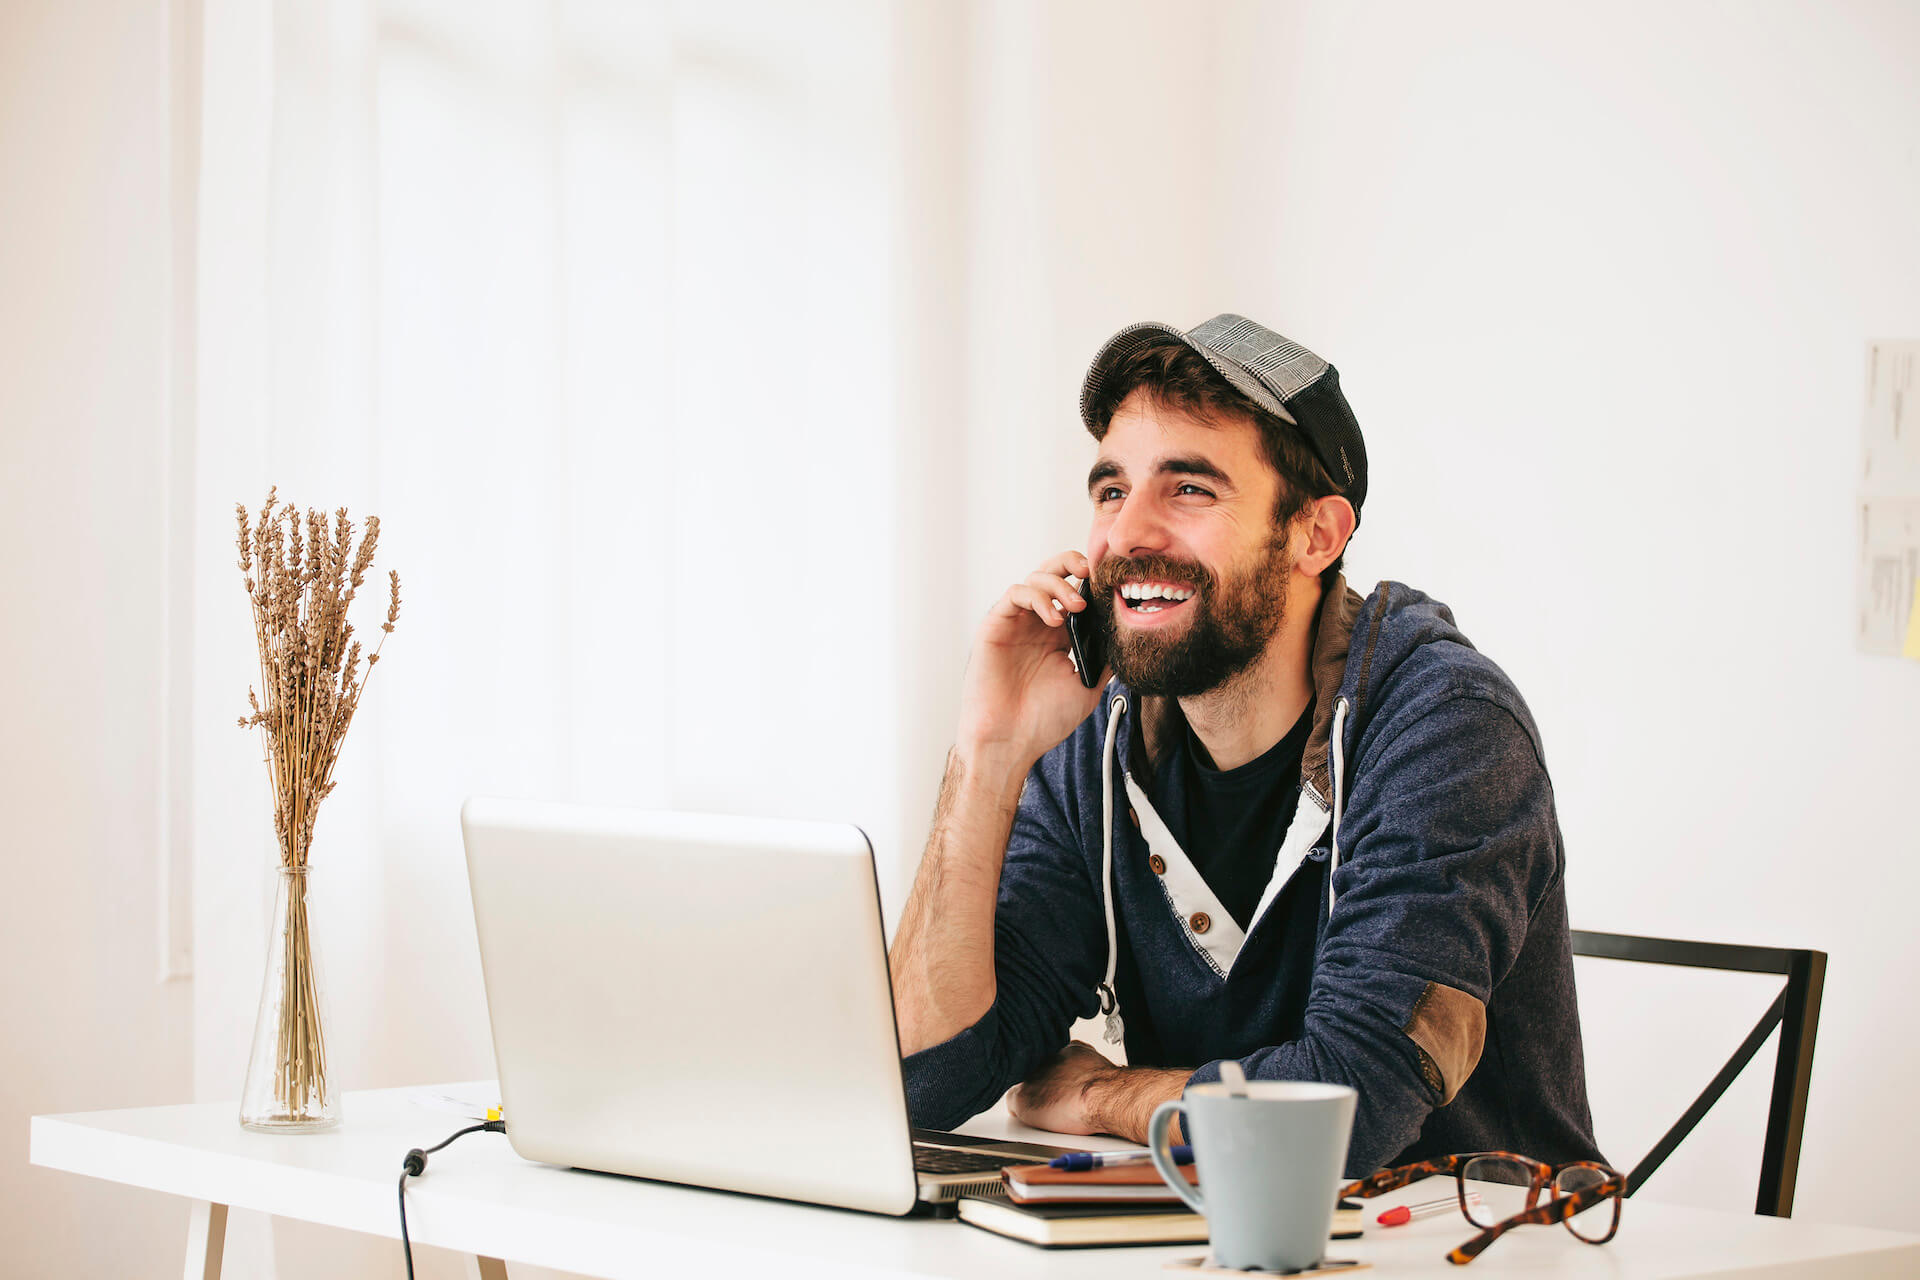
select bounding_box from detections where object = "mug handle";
[1147,1100,1204,1214]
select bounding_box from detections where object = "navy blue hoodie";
[902,577,1602,1175]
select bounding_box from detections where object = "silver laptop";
[459,797,1076,1215]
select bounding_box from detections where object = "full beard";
[1090,534,1293,698]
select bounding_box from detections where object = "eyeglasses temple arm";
[1445,1182,1622,1266]
[1341,1157,1460,1200]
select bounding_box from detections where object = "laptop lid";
[460,797,921,1215]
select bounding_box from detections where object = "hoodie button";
[1190,912,1211,934]
[1148,854,1166,875]
[1128,806,1139,828]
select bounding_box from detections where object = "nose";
[1104,488,1171,559]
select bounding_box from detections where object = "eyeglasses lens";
[1461,1155,1535,1228]
[1554,1166,1618,1242]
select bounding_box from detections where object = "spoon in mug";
[1218,1060,1249,1097]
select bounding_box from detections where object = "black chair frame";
[1570,930,1825,1218]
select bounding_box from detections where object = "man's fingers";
[1006,584,1067,627]
[1024,571,1084,619]
[989,583,1053,625]
[985,552,1095,633]
[1036,549,1093,582]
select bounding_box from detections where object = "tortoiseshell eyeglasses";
[1340,1151,1625,1265]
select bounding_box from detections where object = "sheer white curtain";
[193,2,914,1271]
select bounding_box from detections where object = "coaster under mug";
[1164,1256,1370,1277]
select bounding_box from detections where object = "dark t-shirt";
[1151,703,1315,930]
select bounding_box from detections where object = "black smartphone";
[1064,577,1104,689]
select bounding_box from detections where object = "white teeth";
[1121,582,1195,603]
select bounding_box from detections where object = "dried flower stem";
[235,488,402,1122]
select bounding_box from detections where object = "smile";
[1117,581,1197,620]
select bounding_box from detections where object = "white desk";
[29,1082,1920,1279]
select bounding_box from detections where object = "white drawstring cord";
[1098,693,1127,1044]
[1328,697,1349,920]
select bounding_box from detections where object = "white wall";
[1194,0,1920,1229]
[0,1,196,1276]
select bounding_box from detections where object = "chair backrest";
[1570,930,1825,1217]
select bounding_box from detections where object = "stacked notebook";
[1003,1162,1201,1203]
[957,1162,1363,1248]
[957,1199,1212,1247]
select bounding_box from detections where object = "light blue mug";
[1148,1080,1358,1272]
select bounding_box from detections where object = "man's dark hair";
[1083,338,1349,587]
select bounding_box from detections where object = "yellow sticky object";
[1905,580,1920,661]
[487,1106,502,1122]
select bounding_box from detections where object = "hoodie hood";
[1118,573,1473,809]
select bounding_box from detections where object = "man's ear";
[1295,495,1357,577]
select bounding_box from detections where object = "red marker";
[1378,1192,1483,1226]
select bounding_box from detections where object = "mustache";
[1091,554,1213,597]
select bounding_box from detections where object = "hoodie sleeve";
[1186,693,1563,1173]
[900,753,1109,1131]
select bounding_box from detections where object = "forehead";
[1097,391,1270,475]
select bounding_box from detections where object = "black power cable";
[398,1119,508,1278]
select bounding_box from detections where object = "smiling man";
[887,315,1603,1174]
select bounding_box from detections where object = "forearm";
[1085,1065,1190,1145]
[889,745,1031,1056]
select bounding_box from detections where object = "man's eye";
[1175,484,1212,497]
[1096,487,1124,503]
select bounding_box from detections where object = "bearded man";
[887,315,1603,1174]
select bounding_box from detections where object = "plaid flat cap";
[1079,313,1367,519]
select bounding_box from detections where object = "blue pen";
[1049,1145,1193,1171]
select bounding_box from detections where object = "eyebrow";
[1087,454,1235,496]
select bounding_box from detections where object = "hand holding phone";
[954,551,1107,772]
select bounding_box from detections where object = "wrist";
[949,740,1033,806]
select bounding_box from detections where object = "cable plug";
[398,1119,508,1280]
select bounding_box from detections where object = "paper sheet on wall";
[1855,341,1920,658]
[1905,588,1920,660]
[1857,499,1920,655]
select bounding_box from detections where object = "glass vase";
[239,866,340,1131]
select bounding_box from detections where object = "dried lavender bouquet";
[234,488,400,1127]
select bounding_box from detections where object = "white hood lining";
[1096,691,1350,1005]
[1122,773,1243,978]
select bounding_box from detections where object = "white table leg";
[183,1200,227,1280]
[465,1256,508,1280]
